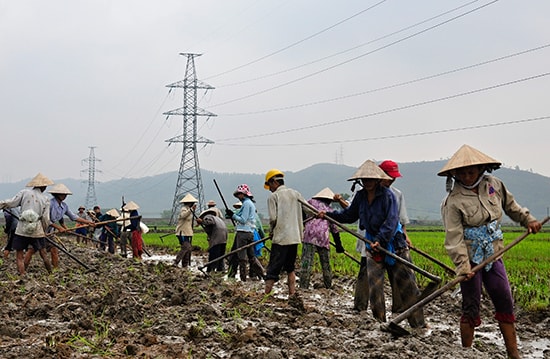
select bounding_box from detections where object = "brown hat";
[348,160,392,181]
[438,144,501,177]
[26,173,54,187]
[48,183,73,195]
[312,187,335,200]
[180,193,198,203]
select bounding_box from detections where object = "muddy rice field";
[0,242,549,358]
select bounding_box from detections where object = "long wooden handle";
[299,198,441,283]
[389,216,550,327]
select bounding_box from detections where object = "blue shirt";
[50,198,78,224]
[328,186,400,248]
[232,197,256,233]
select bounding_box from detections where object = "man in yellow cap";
[263,169,305,296]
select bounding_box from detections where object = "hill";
[0,161,548,222]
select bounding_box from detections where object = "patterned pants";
[367,247,425,327]
[299,242,332,289]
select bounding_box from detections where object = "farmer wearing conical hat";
[206,199,223,218]
[0,173,54,275]
[439,144,542,359]
[25,183,95,269]
[196,208,228,272]
[299,187,342,290]
[320,160,426,328]
[174,193,198,268]
[97,209,121,255]
[122,200,143,260]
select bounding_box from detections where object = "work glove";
[332,232,344,253]
[225,209,234,219]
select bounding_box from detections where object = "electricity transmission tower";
[82,146,101,209]
[164,53,216,224]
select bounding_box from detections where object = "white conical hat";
[312,187,335,200]
[233,201,242,208]
[438,144,501,177]
[106,208,120,217]
[26,173,54,187]
[48,183,73,195]
[347,160,392,181]
[123,201,140,210]
[180,193,198,203]
[199,209,216,218]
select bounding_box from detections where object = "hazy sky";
[1,0,549,186]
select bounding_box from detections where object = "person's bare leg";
[16,250,26,275]
[288,271,296,296]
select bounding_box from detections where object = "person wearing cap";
[25,183,95,269]
[264,169,305,296]
[319,160,426,328]
[0,173,54,275]
[225,184,265,281]
[299,187,342,290]
[196,208,228,272]
[98,209,120,254]
[378,160,422,318]
[439,144,542,358]
[89,205,103,247]
[74,206,91,245]
[206,200,224,218]
[174,193,198,268]
[123,201,143,260]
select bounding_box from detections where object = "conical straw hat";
[123,201,140,210]
[312,187,335,200]
[180,193,198,203]
[438,144,501,177]
[347,160,392,181]
[106,208,120,217]
[26,173,54,187]
[48,183,73,195]
[199,209,217,218]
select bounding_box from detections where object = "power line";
[217,0,480,88]
[218,116,550,147]
[204,0,388,81]
[216,71,550,142]
[220,43,550,116]
[209,0,499,109]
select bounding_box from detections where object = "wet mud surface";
[0,243,549,358]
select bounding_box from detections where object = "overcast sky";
[1,0,549,187]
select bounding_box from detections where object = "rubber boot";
[499,322,520,359]
[460,322,474,348]
[238,260,248,282]
[265,279,275,295]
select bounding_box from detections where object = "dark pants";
[266,243,298,282]
[460,259,515,326]
[174,236,192,267]
[207,243,226,272]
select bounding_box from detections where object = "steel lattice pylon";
[164,53,216,224]
[81,146,101,209]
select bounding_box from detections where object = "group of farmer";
[1,143,543,358]
[182,144,542,359]
[0,175,147,275]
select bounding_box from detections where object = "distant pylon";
[81,146,101,209]
[164,53,216,224]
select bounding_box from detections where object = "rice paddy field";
[143,225,550,312]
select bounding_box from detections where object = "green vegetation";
[142,225,550,311]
